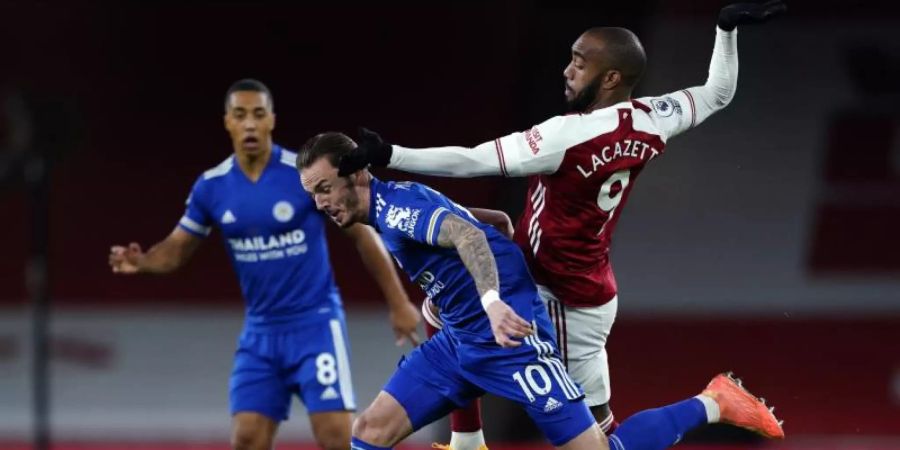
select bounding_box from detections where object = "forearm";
[138,228,201,274]
[389,141,503,177]
[138,241,187,274]
[685,27,738,125]
[351,226,410,307]
[454,228,500,297]
[436,215,500,296]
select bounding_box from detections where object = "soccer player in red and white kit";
[339,2,786,449]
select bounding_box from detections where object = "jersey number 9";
[596,169,631,235]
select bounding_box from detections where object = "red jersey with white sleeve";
[387,27,738,307]
[505,96,694,306]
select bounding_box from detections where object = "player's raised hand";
[389,299,422,347]
[485,300,533,348]
[718,0,786,31]
[109,242,144,274]
[337,127,394,176]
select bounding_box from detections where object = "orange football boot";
[703,372,785,439]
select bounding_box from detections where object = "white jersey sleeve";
[638,27,738,141]
[389,108,621,177]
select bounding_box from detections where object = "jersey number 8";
[316,352,337,386]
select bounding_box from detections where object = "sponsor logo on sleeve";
[651,97,682,118]
[524,126,544,155]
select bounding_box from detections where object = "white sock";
[449,430,485,450]
[695,395,720,423]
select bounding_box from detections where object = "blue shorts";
[230,314,356,421]
[384,303,595,446]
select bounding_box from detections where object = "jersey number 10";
[512,364,553,403]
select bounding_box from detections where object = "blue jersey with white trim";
[368,177,539,344]
[179,145,341,328]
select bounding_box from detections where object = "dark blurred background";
[1,1,899,449]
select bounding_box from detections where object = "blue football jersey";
[368,177,539,344]
[179,145,341,329]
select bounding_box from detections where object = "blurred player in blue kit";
[297,132,784,450]
[108,79,421,450]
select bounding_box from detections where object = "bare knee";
[352,409,403,447]
[231,427,269,450]
[351,391,413,447]
[232,413,277,450]
[311,412,351,450]
[316,432,350,450]
[352,412,385,446]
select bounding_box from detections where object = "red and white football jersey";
[390,28,736,307]
[497,93,698,307]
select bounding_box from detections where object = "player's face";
[300,157,363,228]
[563,35,605,112]
[224,91,275,156]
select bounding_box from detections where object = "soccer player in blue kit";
[108,80,421,450]
[297,132,784,450]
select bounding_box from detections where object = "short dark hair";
[583,27,646,88]
[297,132,357,171]
[224,78,273,111]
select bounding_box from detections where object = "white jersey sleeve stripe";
[493,138,510,177]
[179,216,211,236]
[426,207,450,245]
[681,89,697,127]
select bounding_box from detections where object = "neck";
[588,88,632,112]
[234,140,273,181]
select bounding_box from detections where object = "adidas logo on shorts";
[321,386,339,401]
[543,396,562,413]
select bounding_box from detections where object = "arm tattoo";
[437,214,499,296]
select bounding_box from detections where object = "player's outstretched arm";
[339,119,577,179]
[661,0,786,137]
[338,127,507,178]
[469,208,515,240]
[435,214,532,348]
[343,223,421,346]
[108,228,203,275]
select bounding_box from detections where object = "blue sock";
[351,436,392,450]
[609,398,707,450]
